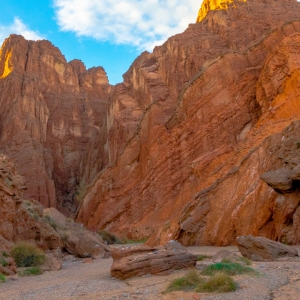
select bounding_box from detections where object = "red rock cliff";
[0,36,111,214]
[76,0,300,246]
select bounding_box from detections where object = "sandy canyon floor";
[1,246,300,300]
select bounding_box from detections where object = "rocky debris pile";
[0,254,17,276]
[237,236,298,261]
[110,240,197,280]
[43,208,111,258]
[0,154,110,265]
[0,154,61,252]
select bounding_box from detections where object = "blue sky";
[0,0,201,84]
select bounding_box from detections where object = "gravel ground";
[1,246,300,300]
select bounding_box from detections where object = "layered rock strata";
[2,0,300,248]
[237,236,298,261]
[110,241,197,279]
[77,0,300,246]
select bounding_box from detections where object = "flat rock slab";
[237,236,298,261]
[110,241,197,279]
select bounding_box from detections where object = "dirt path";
[1,246,300,300]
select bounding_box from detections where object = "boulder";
[260,168,293,192]
[110,240,197,280]
[43,207,110,258]
[289,164,300,181]
[236,236,298,261]
[212,250,248,265]
[40,253,62,272]
[63,229,110,258]
[0,265,15,276]
[0,256,17,275]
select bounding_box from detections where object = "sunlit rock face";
[0,35,111,214]
[77,0,300,246]
[197,0,296,22]
[197,0,246,22]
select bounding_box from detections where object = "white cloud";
[53,0,201,51]
[0,17,44,46]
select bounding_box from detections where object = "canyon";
[1,0,300,250]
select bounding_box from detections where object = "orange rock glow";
[0,50,13,78]
[197,0,247,22]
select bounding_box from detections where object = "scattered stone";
[41,253,62,271]
[0,265,15,276]
[237,236,298,261]
[212,250,247,264]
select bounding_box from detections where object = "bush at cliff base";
[11,242,45,267]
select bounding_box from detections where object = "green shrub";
[0,273,5,283]
[43,215,66,230]
[59,232,69,242]
[201,261,257,276]
[98,230,123,244]
[165,269,203,292]
[238,256,251,266]
[165,269,237,294]
[196,273,236,293]
[2,252,8,257]
[11,242,45,267]
[43,215,57,230]
[19,267,42,276]
[197,254,212,261]
[0,258,8,267]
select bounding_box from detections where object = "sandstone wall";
[0,36,111,214]
[77,0,300,246]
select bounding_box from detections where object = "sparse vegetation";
[2,251,9,257]
[238,256,251,266]
[23,201,39,220]
[165,269,237,294]
[197,254,212,261]
[195,272,236,293]
[98,230,123,244]
[59,232,69,242]
[19,266,42,276]
[201,260,257,276]
[43,215,66,231]
[75,182,87,204]
[0,273,6,283]
[43,215,58,230]
[165,269,203,292]
[11,242,45,267]
[0,258,8,267]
